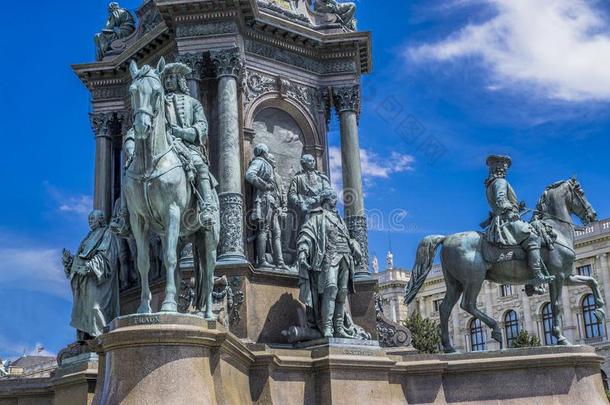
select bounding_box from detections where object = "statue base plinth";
[91,313,238,405]
[293,337,380,349]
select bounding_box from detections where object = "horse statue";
[404,178,602,353]
[124,58,220,318]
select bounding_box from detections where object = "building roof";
[9,355,55,369]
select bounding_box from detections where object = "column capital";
[332,85,360,115]
[175,52,206,81]
[210,47,244,79]
[89,112,114,139]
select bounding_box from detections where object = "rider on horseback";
[481,155,555,288]
[111,62,217,235]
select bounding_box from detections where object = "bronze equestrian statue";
[405,156,603,353]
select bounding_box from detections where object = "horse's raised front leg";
[439,274,463,353]
[161,203,181,312]
[565,274,606,322]
[131,214,152,314]
[460,281,502,346]
[549,279,571,345]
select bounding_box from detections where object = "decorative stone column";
[176,52,205,265]
[211,47,247,264]
[176,52,205,99]
[333,85,369,279]
[90,112,115,222]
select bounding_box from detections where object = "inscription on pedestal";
[130,315,161,325]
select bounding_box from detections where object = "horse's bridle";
[132,72,163,122]
[128,72,177,178]
[568,180,595,226]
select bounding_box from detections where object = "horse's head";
[538,178,597,226]
[129,58,166,140]
[567,177,597,226]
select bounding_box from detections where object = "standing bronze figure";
[62,210,120,340]
[288,154,331,231]
[296,190,362,338]
[405,156,603,353]
[245,144,288,269]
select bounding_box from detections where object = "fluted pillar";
[91,112,115,222]
[333,85,369,279]
[211,47,247,264]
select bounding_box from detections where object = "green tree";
[403,312,441,354]
[510,329,541,348]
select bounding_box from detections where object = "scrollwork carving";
[219,192,245,258]
[176,21,237,38]
[374,294,413,348]
[176,53,205,81]
[345,215,369,274]
[333,85,360,114]
[90,112,114,139]
[244,40,356,75]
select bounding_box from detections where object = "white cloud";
[409,0,610,101]
[0,234,70,301]
[329,147,415,192]
[44,182,92,215]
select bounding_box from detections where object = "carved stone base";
[218,192,248,264]
[0,332,606,404]
[345,215,370,279]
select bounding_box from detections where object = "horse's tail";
[404,235,446,305]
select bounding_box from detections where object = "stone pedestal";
[52,354,98,405]
[90,313,247,405]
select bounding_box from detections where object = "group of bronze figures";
[66,1,604,352]
[62,56,605,350]
[63,56,365,345]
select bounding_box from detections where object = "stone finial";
[332,85,360,114]
[386,250,394,270]
[210,47,244,79]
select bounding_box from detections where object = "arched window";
[504,310,520,348]
[582,294,604,339]
[469,318,486,351]
[542,303,557,345]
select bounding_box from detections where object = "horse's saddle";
[480,219,557,264]
[480,234,527,264]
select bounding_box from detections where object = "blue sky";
[0,0,609,359]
